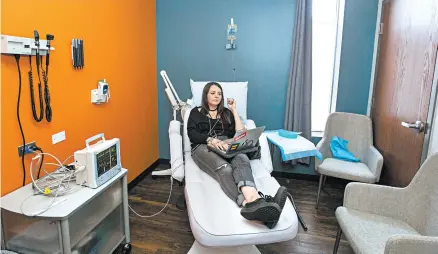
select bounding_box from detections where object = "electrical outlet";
[52,131,66,144]
[18,141,36,157]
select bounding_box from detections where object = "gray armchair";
[315,112,383,209]
[333,153,438,254]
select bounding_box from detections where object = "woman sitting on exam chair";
[188,82,287,228]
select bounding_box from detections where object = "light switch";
[52,131,66,144]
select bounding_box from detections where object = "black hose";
[28,56,44,122]
[42,66,52,122]
[15,55,27,186]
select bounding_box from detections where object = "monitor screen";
[96,144,118,177]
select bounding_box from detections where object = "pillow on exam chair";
[189,79,248,120]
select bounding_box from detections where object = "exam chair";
[315,112,383,209]
[333,153,438,254]
[183,81,298,253]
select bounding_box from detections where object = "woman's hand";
[228,98,245,132]
[227,98,237,112]
[211,138,230,151]
[215,140,230,151]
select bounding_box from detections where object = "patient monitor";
[74,133,121,188]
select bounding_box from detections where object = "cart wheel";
[151,175,158,180]
[121,243,132,254]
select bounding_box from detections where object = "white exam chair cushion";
[185,171,298,247]
[184,153,297,247]
[183,108,297,247]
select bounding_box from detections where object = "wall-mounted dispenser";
[91,79,110,104]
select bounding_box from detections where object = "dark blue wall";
[157,0,379,168]
[157,0,296,158]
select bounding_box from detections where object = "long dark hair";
[200,82,231,124]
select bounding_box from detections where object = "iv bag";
[227,24,237,41]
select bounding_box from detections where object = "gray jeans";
[192,143,256,207]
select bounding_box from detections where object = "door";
[425,54,438,157]
[371,0,438,187]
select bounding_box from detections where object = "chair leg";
[315,174,325,209]
[323,174,327,186]
[333,227,342,254]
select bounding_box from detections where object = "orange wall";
[1,0,158,195]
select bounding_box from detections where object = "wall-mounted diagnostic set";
[1,33,55,56]
[1,31,56,187]
[1,31,55,123]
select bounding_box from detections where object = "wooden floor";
[126,166,354,254]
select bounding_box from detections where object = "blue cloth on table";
[330,136,360,162]
[265,130,323,161]
[277,129,299,139]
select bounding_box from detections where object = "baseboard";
[150,158,346,184]
[158,158,170,167]
[271,171,351,186]
[271,171,319,181]
[156,158,320,181]
[128,159,160,192]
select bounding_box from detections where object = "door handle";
[401,121,425,132]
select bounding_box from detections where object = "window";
[312,0,345,133]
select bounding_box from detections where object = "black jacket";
[187,107,235,146]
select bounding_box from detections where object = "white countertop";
[1,168,127,219]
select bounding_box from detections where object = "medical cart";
[1,169,131,254]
